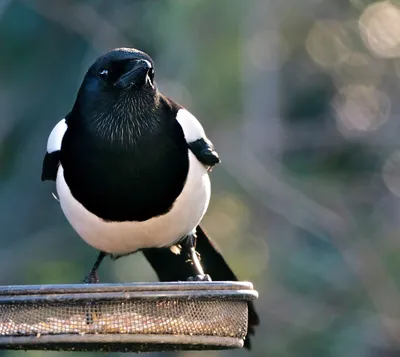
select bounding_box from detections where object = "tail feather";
[142,225,259,350]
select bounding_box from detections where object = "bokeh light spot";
[359,1,400,58]
[383,151,400,197]
[306,20,352,67]
[332,85,390,137]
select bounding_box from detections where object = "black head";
[87,47,155,91]
[71,48,160,141]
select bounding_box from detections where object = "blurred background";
[1,0,400,356]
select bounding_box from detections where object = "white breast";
[56,152,211,254]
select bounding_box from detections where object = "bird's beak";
[114,59,152,89]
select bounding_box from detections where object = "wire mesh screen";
[0,299,248,338]
[0,282,257,351]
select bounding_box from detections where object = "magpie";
[41,48,259,348]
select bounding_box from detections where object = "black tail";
[141,225,259,350]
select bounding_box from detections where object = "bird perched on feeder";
[41,47,259,348]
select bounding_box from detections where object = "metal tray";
[0,281,258,352]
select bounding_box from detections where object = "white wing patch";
[47,119,67,153]
[176,109,206,143]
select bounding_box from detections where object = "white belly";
[56,152,211,254]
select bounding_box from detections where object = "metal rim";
[0,281,255,295]
[0,334,244,351]
[0,281,258,304]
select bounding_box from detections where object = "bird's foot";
[82,271,99,284]
[187,274,212,282]
[82,251,107,284]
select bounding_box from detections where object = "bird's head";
[71,48,160,139]
[89,47,155,90]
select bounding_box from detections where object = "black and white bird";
[41,47,259,348]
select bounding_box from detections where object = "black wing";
[41,151,61,181]
[188,138,221,167]
[41,116,69,181]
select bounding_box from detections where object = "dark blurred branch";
[21,0,130,51]
[218,131,345,238]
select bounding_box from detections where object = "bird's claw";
[82,272,99,284]
[187,274,212,282]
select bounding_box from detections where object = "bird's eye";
[99,69,109,79]
[149,68,155,81]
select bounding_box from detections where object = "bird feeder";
[0,281,258,352]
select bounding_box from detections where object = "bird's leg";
[82,251,107,324]
[182,234,212,282]
[82,251,107,283]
